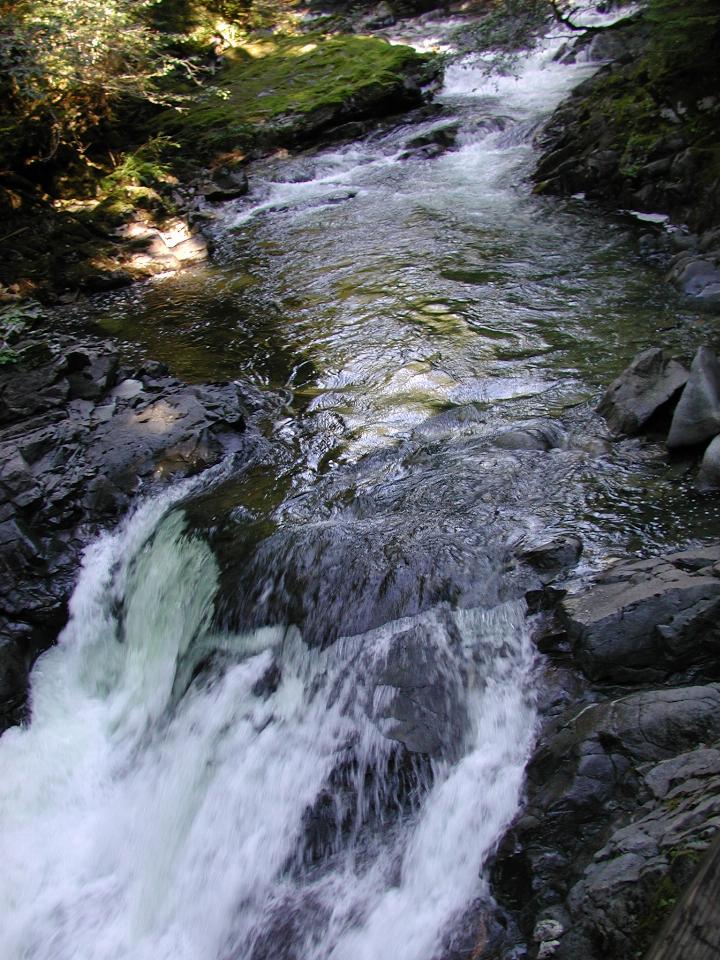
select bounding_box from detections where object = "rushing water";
[4,10,720,960]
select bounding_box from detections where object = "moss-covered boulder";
[533,4,720,232]
[158,32,441,160]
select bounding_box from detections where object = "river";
[2,10,719,960]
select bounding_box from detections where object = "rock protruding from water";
[666,345,720,449]
[199,163,250,202]
[597,347,688,436]
[367,608,468,758]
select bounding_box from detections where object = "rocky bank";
[0,329,277,733]
[488,347,720,959]
[533,3,720,307]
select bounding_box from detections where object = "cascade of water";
[1,494,536,960]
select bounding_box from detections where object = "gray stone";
[673,258,720,303]
[644,746,720,799]
[534,918,565,942]
[365,608,467,758]
[201,165,249,202]
[597,347,689,436]
[667,346,720,448]
[492,422,565,451]
[520,534,582,581]
[698,434,720,488]
[111,378,143,401]
[561,548,720,682]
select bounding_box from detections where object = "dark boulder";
[596,347,688,436]
[363,607,469,758]
[200,162,250,202]
[520,534,583,583]
[491,685,720,960]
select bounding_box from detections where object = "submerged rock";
[596,347,688,436]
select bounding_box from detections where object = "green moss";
[157,33,435,158]
[633,874,678,957]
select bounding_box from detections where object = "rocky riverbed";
[2,4,720,960]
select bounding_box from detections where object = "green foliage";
[646,0,720,79]
[0,298,43,365]
[0,0,188,171]
[101,136,179,191]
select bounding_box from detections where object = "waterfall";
[0,493,536,960]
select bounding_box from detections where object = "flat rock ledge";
[0,333,257,732]
[490,543,720,960]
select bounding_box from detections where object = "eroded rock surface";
[492,541,720,960]
[561,546,720,683]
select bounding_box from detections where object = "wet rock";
[667,346,720,449]
[491,685,720,960]
[200,164,250,202]
[492,422,565,451]
[0,333,254,731]
[0,638,28,733]
[671,258,720,305]
[400,121,458,159]
[596,347,689,436]
[520,534,583,582]
[365,607,468,758]
[561,546,720,683]
[557,740,720,960]
[697,434,720,488]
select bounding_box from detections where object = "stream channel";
[3,11,720,960]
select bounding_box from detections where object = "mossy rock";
[158,32,440,159]
[533,7,720,230]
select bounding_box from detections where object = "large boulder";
[557,742,720,960]
[561,545,720,683]
[362,606,469,758]
[671,258,720,306]
[200,163,250,202]
[667,346,720,449]
[596,347,688,436]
